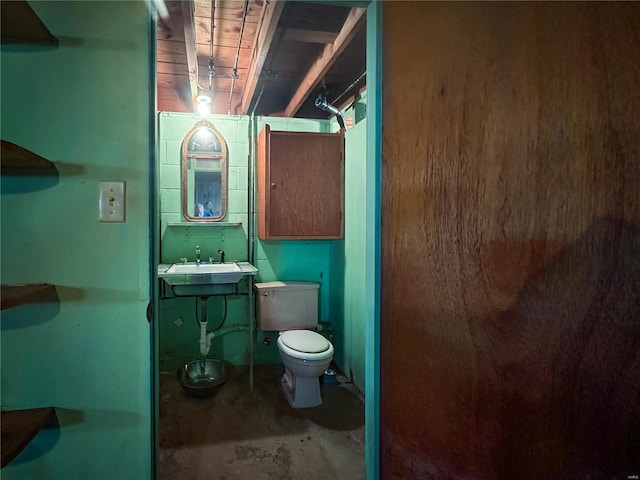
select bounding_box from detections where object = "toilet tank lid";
[254,281,320,292]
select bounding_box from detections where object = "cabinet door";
[258,125,344,239]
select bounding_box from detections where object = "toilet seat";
[280,330,329,353]
[277,330,334,361]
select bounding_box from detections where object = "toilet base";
[280,368,322,408]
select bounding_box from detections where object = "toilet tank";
[254,281,319,331]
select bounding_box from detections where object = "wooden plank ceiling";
[156,0,366,118]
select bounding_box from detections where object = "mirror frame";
[180,119,228,222]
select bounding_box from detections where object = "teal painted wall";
[339,96,368,391]
[157,113,363,371]
[158,113,251,251]
[0,2,152,479]
[157,113,255,369]
[364,4,383,479]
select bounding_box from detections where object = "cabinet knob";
[270,182,277,190]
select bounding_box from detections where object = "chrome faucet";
[217,249,225,264]
[195,246,201,265]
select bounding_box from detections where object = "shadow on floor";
[297,383,364,431]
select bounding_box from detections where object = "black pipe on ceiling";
[315,94,346,130]
[228,0,249,114]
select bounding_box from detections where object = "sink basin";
[165,262,242,280]
[158,261,258,297]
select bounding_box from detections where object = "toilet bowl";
[277,330,334,408]
[254,281,335,408]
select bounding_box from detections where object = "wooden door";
[380,2,640,478]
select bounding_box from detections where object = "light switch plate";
[99,181,126,222]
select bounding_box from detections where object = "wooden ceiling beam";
[283,28,338,44]
[240,0,285,115]
[283,7,365,118]
[181,0,197,111]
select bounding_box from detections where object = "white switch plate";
[99,181,126,222]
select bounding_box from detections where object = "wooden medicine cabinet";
[257,125,344,240]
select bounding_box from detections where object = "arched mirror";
[181,119,227,222]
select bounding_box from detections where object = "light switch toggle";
[99,181,126,222]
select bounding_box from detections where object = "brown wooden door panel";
[380,2,640,478]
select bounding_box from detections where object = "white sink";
[166,262,241,278]
[158,261,258,296]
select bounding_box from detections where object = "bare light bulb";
[196,94,211,117]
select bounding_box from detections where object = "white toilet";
[254,281,334,408]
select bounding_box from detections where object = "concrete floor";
[158,363,365,480]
